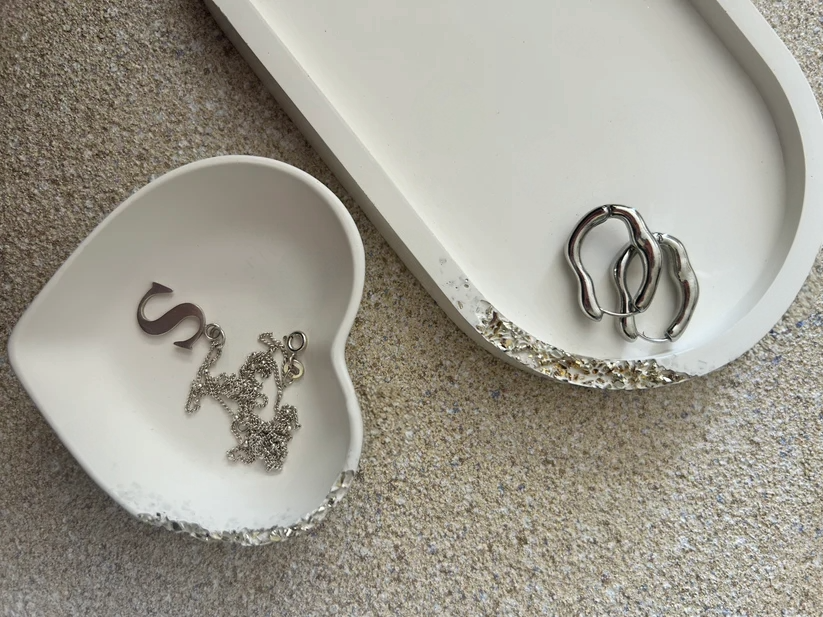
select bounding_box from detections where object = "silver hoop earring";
[566,207,699,343]
[566,205,663,320]
[613,232,699,343]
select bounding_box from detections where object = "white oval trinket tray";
[9,156,366,545]
[206,0,823,388]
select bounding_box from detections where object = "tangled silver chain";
[185,324,307,472]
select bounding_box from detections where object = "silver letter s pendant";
[136,282,206,350]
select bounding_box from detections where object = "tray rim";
[204,0,823,389]
[8,155,366,544]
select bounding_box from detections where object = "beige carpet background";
[1,1,822,614]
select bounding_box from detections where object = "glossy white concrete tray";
[206,0,823,388]
[8,156,365,545]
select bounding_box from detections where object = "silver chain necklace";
[184,325,308,472]
[136,281,307,473]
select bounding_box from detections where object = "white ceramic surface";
[8,156,365,538]
[205,0,823,386]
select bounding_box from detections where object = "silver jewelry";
[567,205,663,320]
[566,206,699,343]
[137,282,307,471]
[613,232,699,343]
[136,282,206,349]
[185,326,307,472]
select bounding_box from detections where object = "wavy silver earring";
[567,206,699,343]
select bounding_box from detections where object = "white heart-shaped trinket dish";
[9,155,365,545]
